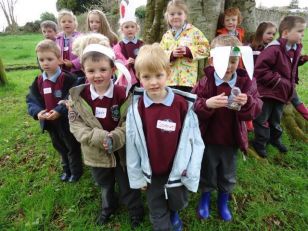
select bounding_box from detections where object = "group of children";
[26,0,307,230]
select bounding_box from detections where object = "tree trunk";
[0,58,8,86]
[143,0,168,43]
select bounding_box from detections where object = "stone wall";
[255,8,308,28]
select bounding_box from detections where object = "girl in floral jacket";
[160,0,210,92]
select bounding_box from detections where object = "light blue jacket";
[126,87,205,193]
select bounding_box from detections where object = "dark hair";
[278,15,306,37]
[251,21,276,50]
[81,51,114,68]
[40,20,58,32]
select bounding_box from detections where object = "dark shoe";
[269,140,288,153]
[197,192,211,219]
[130,215,143,229]
[68,174,82,183]
[252,142,267,158]
[170,211,183,231]
[96,213,110,225]
[217,192,232,221]
[60,172,71,182]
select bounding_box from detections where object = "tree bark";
[0,58,8,86]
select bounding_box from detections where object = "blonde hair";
[135,43,171,78]
[35,39,61,58]
[211,34,242,48]
[86,9,118,45]
[72,33,110,58]
[57,9,78,31]
[164,0,189,26]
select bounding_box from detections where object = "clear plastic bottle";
[227,87,241,111]
[104,136,113,154]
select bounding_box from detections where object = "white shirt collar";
[143,87,174,108]
[90,80,114,100]
[123,37,138,44]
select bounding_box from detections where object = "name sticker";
[43,87,52,94]
[156,120,176,132]
[95,107,107,119]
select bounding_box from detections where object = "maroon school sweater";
[38,73,66,111]
[81,85,126,132]
[204,83,236,146]
[138,94,188,176]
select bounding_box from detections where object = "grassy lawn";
[0,34,42,68]
[0,33,307,230]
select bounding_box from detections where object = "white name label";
[95,107,107,119]
[43,87,52,94]
[156,120,176,132]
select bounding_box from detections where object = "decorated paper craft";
[210,46,254,80]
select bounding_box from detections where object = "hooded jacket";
[126,88,205,193]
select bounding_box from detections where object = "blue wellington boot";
[217,192,232,221]
[197,192,211,219]
[170,211,183,231]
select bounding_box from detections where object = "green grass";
[0,34,42,68]
[0,33,307,230]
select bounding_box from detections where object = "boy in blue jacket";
[26,39,82,182]
[126,43,204,231]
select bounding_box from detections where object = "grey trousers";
[91,152,144,218]
[47,120,82,176]
[253,98,284,149]
[199,144,237,193]
[146,175,189,231]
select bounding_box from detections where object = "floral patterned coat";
[160,24,210,87]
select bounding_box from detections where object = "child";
[216,7,245,42]
[160,0,210,92]
[192,35,262,221]
[55,9,81,75]
[113,0,144,88]
[40,20,58,41]
[68,44,143,228]
[252,21,308,120]
[252,16,306,158]
[251,21,277,63]
[26,39,83,183]
[126,43,204,230]
[86,9,119,46]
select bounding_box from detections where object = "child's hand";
[45,110,60,120]
[37,109,48,120]
[140,185,147,191]
[173,46,186,57]
[206,93,228,109]
[63,59,73,68]
[233,93,248,106]
[103,133,113,153]
[127,57,135,64]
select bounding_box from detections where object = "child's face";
[224,15,238,31]
[262,26,276,44]
[139,69,169,100]
[167,7,187,29]
[88,13,101,32]
[223,56,240,82]
[83,57,115,90]
[60,15,75,35]
[284,23,306,45]
[121,22,138,40]
[37,51,60,77]
[41,27,57,40]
